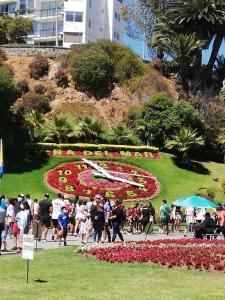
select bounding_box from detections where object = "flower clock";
[45,160,160,201]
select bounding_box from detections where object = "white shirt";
[52,198,64,219]
[27,199,34,215]
[6,204,15,223]
[33,202,39,215]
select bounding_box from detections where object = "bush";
[34,84,47,94]
[0,48,7,65]
[29,54,49,79]
[0,64,14,78]
[13,92,50,114]
[55,68,69,88]
[17,79,29,94]
[70,48,114,96]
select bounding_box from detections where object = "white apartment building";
[0,0,124,47]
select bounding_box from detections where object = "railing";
[0,8,63,18]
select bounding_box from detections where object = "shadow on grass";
[172,156,211,175]
[5,148,49,174]
[34,279,48,283]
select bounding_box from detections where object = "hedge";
[25,143,159,152]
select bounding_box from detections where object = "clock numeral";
[84,189,91,195]
[76,164,87,170]
[57,170,72,176]
[126,190,137,197]
[99,163,108,169]
[105,191,115,198]
[139,187,148,192]
[58,176,68,183]
[137,177,147,184]
[65,185,74,192]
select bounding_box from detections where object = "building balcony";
[33,29,63,41]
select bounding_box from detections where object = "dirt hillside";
[6,56,177,128]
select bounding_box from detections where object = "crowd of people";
[0,193,156,252]
[1,193,225,253]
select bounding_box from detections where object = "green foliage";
[29,54,49,79]
[166,127,204,164]
[110,123,142,145]
[70,48,114,96]
[0,48,7,65]
[127,92,203,147]
[40,116,77,144]
[0,16,32,44]
[24,110,43,142]
[69,39,146,96]
[13,92,50,114]
[77,116,106,143]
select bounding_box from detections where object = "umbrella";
[173,195,217,208]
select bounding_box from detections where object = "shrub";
[13,92,50,114]
[17,79,29,94]
[0,64,14,78]
[29,54,49,79]
[34,84,47,94]
[0,48,7,65]
[70,48,114,96]
[55,68,69,88]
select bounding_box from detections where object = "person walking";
[38,193,52,242]
[160,200,171,235]
[57,206,69,246]
[51,193,64,240]
[110,199,124,243]
[90,200,105,243]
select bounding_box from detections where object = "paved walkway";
[1,230,189,256]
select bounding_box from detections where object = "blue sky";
[123,0,225,63]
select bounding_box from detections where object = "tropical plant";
[110,123,141,145]
[24,110,43,142]
[41,116,77,144]
[217,130,225,162]
[78,117,105,143]
[166,127,204,165]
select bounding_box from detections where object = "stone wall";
[0,45,71,57]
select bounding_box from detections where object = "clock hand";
[93,172,144,188]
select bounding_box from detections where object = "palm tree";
[166,127,204,165]
[78,116,105,143]
[111,123,141,145]
[24,110,43,142]
[151,25,206,80]
[166,0,225,69]
[41,116,77,143]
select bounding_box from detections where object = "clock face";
[45,161,160,201]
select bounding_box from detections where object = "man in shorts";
[160,200,171,235]
[51,193,64,240]
[38,193,52,243]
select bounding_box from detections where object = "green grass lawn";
[1,152,225,209]
[1,248,225,300]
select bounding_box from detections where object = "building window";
[41,2,57,17]
[66,12,73,21]
[114,31,120,41]
[115,12,120,21]
[75,12,83,22]
[8,3,16,13]
[89,0,91,8]
[65,11,83,22]
[117,0,122,3]
[19,0,26,12]
[88,19,91,28]
[64,32,83,43]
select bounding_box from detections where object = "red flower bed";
[88,239,225,271]
[45,161,160,201]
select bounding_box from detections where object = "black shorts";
[69,215,75,225]
[162,217,170,226]
[40,215,51,228]
[52,219,58,228]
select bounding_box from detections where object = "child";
[58,207,69,246]
[79,217,87,244]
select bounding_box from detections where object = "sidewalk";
[1,230,188,256]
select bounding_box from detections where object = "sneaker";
[64,241,67,246]
[58,242,61,246]
[11,246,17,251]
[42,239,47,243]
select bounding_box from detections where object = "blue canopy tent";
[173,195,217,208]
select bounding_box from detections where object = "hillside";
[6,55,177,128]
